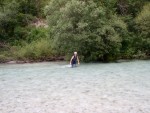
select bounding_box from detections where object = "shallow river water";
[0,60,150,113]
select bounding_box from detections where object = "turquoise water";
[0,60,150,113]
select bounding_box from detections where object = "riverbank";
[0,56,65,64]
[1,57,150,64]
[0,45,149,64]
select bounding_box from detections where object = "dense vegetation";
[0,0,149,63]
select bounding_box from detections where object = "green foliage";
[0,0,49,42]
[127,0,149,16]
[0,0,149,62]
[0,47,12,63]
[45,0,127,61]
[135,3,150,54]
[11,26,48,45]
[16,0,48,17]
[116,0,149,16]
[0,1,35,42]
[135,3,150,38]
[0,1,18,40]
[26,27,48,43]
[15,38,53,60]
[0,54,8,63]
[17,13,35,27]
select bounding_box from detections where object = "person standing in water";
[70,52,80,67]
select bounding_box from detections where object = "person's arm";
[70,56,73,65]
[77,56,80,64]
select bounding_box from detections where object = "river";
[0,60,150,113]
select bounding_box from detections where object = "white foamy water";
[0,60,150,113]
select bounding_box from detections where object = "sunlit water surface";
[0,60,150,113]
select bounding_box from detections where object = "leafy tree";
[135,3,150,54]
[116,0,149,16]
[45,0,127,61]
[0,1,19,41]
[0,0,149,62]
[0,0,47,42]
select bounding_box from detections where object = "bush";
[15,38,53,60]
[26,27,48,43]
[11,27,48,45]
[17,13,35,27]
[17,0,49,17]
[0,1,35,42]
[0,54,8,63]
[45,0,127,61]
[0,51,13,63]
[135,3,150,54]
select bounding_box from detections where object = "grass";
[14,38,53,61]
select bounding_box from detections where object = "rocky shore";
[0,56,65,64]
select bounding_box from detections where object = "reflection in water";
[0,61,150,113]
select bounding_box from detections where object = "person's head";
[74,51,77,56]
